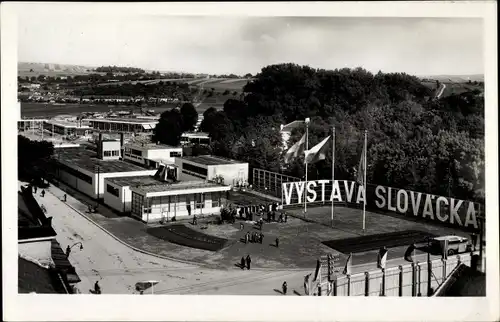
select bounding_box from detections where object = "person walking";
[240,223,244,231]
[275,237,279,248]
[65,245,71,258]
[282,281,288,295]
[245,232,250,244]
[240,256,246,270]
[41,189,45,197]
[246,255,252,270]
[94,281,101,294]
[259,233,264,244]
[63,194,67,202]
[193,214,197,225]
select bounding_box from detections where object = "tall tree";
[180,103,198,132]
[153,109,184,146]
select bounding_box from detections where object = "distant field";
[18,62,99,77]
[421,80,483,98]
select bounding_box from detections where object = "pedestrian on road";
[240,223,244,231]
[259,233,264,244]
[246,255,252,270]
[34,186,38,193]
[63,194,67,202]
[245,232,249,244]
[240,256,246,270]
[282,281,288,295]
[275,237,279,248]
[41,190,45,197]
[193,214,197,225]
[94,281,101,294]
[66,245,71,257]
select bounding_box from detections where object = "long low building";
[55,147,157,199]
[84,118,159,133]
[43,120,92,136]
[123,141,182,168]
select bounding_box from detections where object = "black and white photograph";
[1,2,498,322]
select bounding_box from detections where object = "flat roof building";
[123,141,182,169]
[175,155,249,188]
[180,132,210,146]
[54,147,157,200]
[84,118,158,133]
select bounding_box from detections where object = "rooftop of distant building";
[125,141,181,150]
[131,180,230,195]
[55,147,149,174]
[106,175,166,187]
[83,117,159,124]
[180,155,245,166]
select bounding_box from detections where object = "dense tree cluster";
[197,63,484,202]
[95,66,146,73]
[72,82,192,100]
[153,103,198,146]
[18,136,55,181]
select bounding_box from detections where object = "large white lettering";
[387,188,397,212]
[464,202,478,229]
[344,181,356,203]
[317,180,329,202]
[306,181,317,203]
[450,199,464,226]
[356,185,365,204]
[396,190,408,214]
[375,186,386,208]
[295,182,305,204]
[422,195,435,219]
[330,180,343,202]
[435,197,449,222]
[410,191,423,217]
[283,183,294,205]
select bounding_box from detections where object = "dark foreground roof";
[434,263,486,296]
[18,257,69,294]
[18,188,57,241]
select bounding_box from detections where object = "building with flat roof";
[103,164,231,223]
[175,155,249,187]
[43,120,92,137]
[84,118,158,133]
[123,141,182,168]
[54,147,156,199]
[180,132,210,146]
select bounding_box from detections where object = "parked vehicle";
[431,235,472,256]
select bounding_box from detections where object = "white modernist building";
[129,180,231,223]
[175,155,249,187]
[123,142,182,168]
[55,147,156,199]
[84,117,159,134]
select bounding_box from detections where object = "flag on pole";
[304,273,311,295]
[313,259,322,282]
[304,136,331,164]
[342,253,352,275]
[404,244,416,262]
[377,247,388,269]
[284,134,306,164]
[356,140,366,185]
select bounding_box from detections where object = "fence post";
[411,262,416,296]
[364,272,370,296]
[347,275,351,296]
[398,265,403,297]
[442,259,447,283]
[417,262,422,297]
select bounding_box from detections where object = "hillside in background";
[18,62,98,77]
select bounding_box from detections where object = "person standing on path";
[246,255,252,270]
[282,281,288,295]
[66,245,71,257]
[240,256,246,270]
[259,232,264,244]
[275,237,279,248]
[94,281,101,294]
[245,232,249,244]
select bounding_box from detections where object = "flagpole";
[362,130,367,232]
[331,126,335,227]
[304,118,310,217]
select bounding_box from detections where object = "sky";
[17,13,484,76]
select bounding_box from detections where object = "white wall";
[208,163,249,186]
[59,169,98,198]
[98,170,156,197]
[146,148,182,164]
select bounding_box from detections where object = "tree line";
[153,63,484,203]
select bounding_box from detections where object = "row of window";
[59,163,93,184]
[170,151,182,158]
[182,162,208,177]
[106,184,120,197]
[181,170,206,179]
[104,150,120,157]
[130,192,222,215]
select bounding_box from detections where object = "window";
[131,149,142,156]
[212,191,221,208]
[195,193,205,209]
[170,151,182,158]
[104,151,111,157]
[182,163,207,177]
[106,184,119,197]
[112,150,120,156]
[131,192,144,218]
